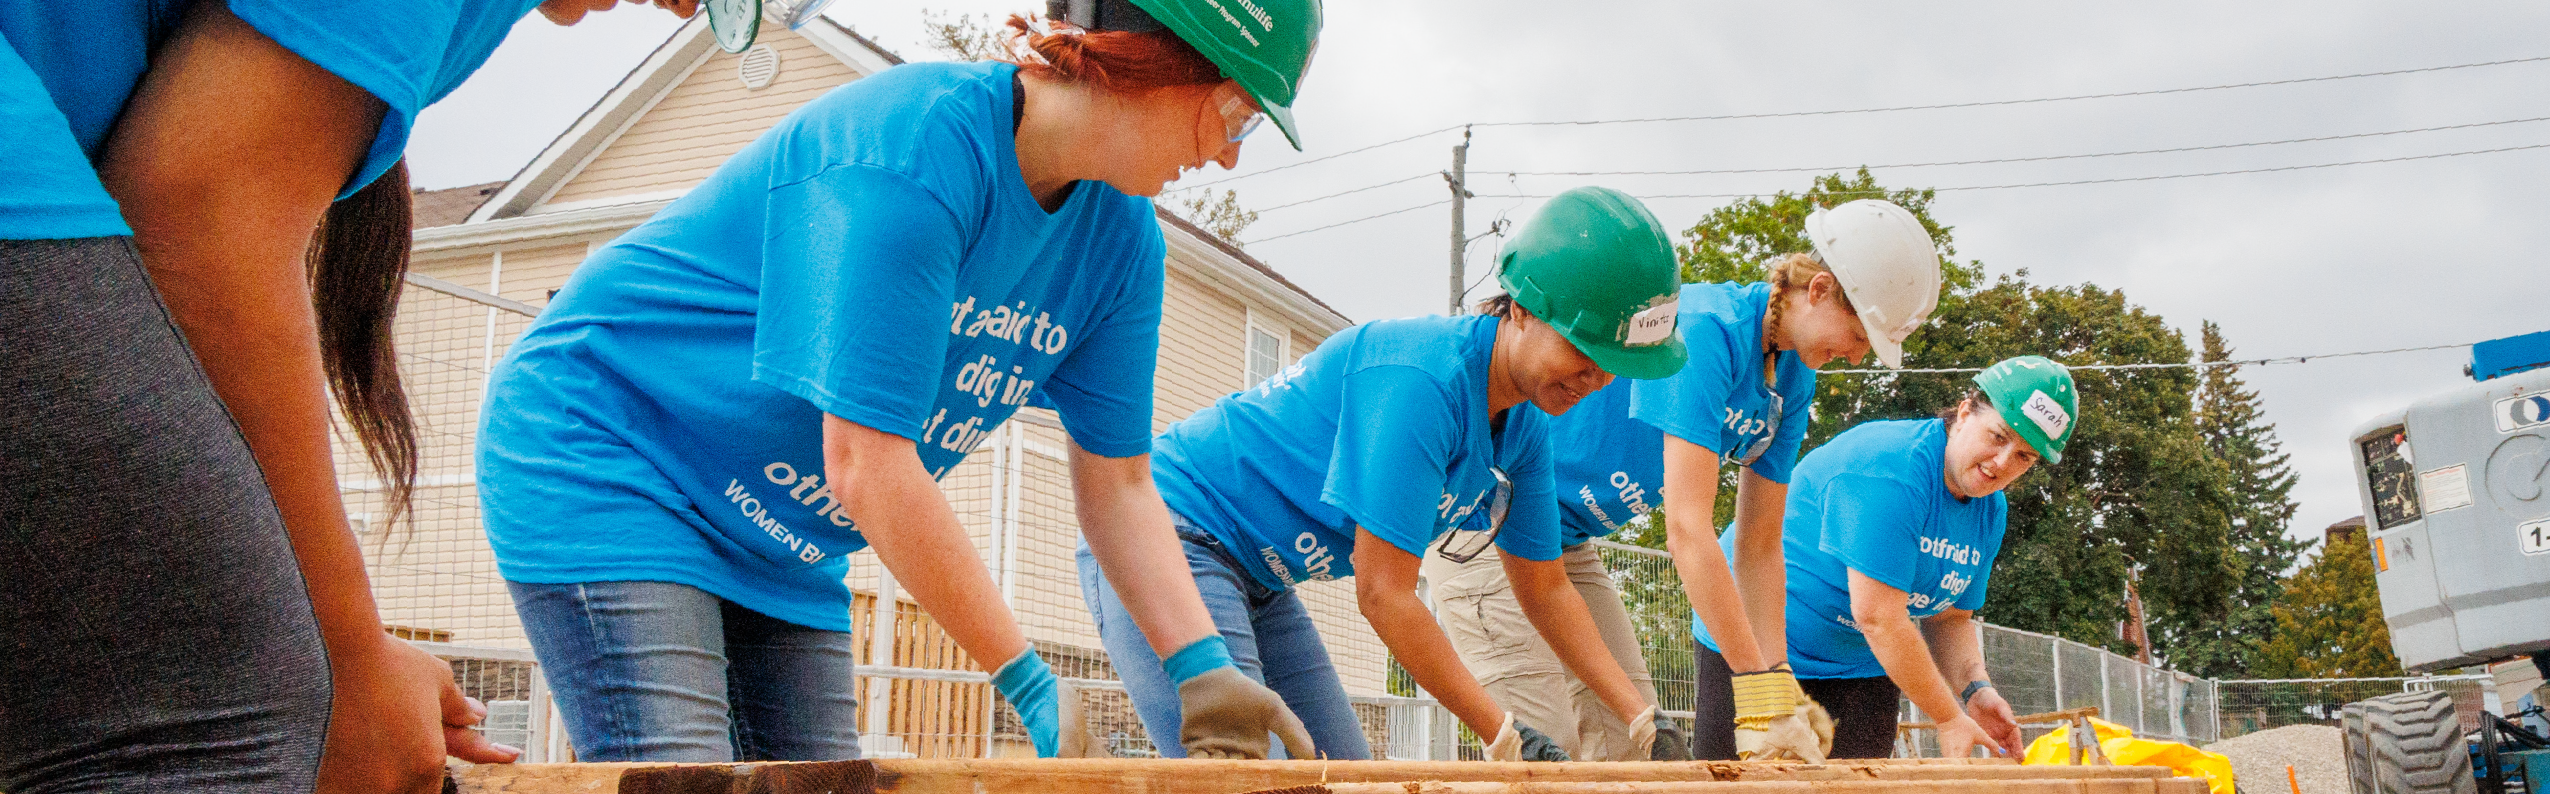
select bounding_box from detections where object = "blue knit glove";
[1162,635,1236,685]
[991,648,1062,757]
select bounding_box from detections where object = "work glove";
[1615,705,1661,762]
[1167,637,1317,759]
[1487,712,1572,762]
[1731,665,1829,763]
[991,648,1106,757]
[1650,711,1695,761]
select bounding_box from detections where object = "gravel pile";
[2205,725,2347,794]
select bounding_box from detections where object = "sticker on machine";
[2496,393,2550,433]
[2417,464,2474,512]
[2522,516,2550,556]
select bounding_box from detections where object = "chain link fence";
[358,274,2437,763]
[2213,675,2496,740]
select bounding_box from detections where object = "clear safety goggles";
[1220,92,1264,143]
[1432,467,1513,564]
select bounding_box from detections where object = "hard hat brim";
[1864,315,1906,370]
[1572,333,1689,381]
[1263,102,1302,151]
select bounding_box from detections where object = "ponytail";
[310,161,419,537]
[1757,252,1853,387]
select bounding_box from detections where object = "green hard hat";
[1056,0,1321,150]
[1495,187,1688,380]
[1973,355,2078,464]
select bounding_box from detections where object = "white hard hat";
[1804,200,1941,369]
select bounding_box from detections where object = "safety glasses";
[1219,92,1265,143]
[1734,390,1784,466]
[1432,467,1514,564]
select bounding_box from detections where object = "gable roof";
[437,12,1345,334]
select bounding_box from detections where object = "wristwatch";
[1958,680,1994,707]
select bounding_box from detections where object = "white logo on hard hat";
[1624,299,1679,346]
[2021,390,2070,441]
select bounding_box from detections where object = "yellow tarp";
[2021,716,2235,794]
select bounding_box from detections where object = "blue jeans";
[1076,520,1372,760]
[508,580,859,761]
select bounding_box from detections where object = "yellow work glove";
[1732,666,1828,763]
[1487,712,1573,762]
[1779,664,1837,758]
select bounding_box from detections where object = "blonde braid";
[1757,253,1847,388]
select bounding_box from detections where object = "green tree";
[2254,531,2402,677]
[1658,169,2237,660]
[2161,322,2311,677]
[1177,188,1259,247]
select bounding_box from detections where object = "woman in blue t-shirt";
[1697,356,2080,759]
[1082,187,1690,761]
[1431,199,1946,762]
[479,0,1329,763]
[0,1,682,789]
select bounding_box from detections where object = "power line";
[1470,140,2550,201]
[1481,115,2550,177]
[1171,126,1466,193]
[1254,172,1440,212]
[1472,54,2550,129]
[1247,200,1450,244]
[1822,341,2472,375]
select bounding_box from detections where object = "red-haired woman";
[479,0,1326,762]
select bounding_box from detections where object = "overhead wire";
[1252,172,1440,212]
[1480,115,2550,177]
[1821,341,2473,375]
[1247,199,1450,244]
[1168,125,1466,193]
[1469,54,2550,129]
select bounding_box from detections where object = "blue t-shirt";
[1547,282,1816,547]
[1694,419,2008,679]
[480,62,1168,632]
[1152,315,1564,592]
[0,0,537,239]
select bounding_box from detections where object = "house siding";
[543,29,859,207]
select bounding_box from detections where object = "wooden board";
[1253,781,2206,794]
[452,758,2194,794]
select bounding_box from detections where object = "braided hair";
[1756,253,1855,388]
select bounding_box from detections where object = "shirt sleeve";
[1816,473,1927,593]
[1631,323,1739,455]
[1954,498,2010,611]
[750,164,969,443]
[1491,407,1564,562]
[1748,366,1819,484]
[1037,225,1166,458]
[1322,366,1459,558]
[227,0,522,198]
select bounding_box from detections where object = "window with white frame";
[1245,315,1288,386]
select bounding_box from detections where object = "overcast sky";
[408,1,2550,553]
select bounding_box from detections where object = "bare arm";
[1728,468,1791,666]
[1660,435,1768,672]
[1848,571,2005,757]
[1924,608,2022,755]
[97,4,507,790]
[1353,529,1506,737]
[1502,553,1650,724]
[824,416,1027,669]
[1067,445,1216,656]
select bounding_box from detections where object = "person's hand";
[317,634,520,794]
[1618,705,1660,762]
[1936,714,2010,760]
[1649,711,1695,761]
[538,0,697,26]
[1056,680,1110,758]
[1176,666,1315,759]
[1964,687,2025,757]
[1488,713,1572,762]
[1731,667,1826,762]
[991,648,1069,757]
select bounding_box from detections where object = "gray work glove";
[1176,666,1317,759]
[1488,712,1573,762]
[1650,711,1695,761]
[1057,680,1110,758]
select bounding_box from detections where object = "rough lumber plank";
[454,758,2186,794]
[1261,782,2193,794]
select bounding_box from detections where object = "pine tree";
[2163,322,2312,677]
[2255,530,2402,677]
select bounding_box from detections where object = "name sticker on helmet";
[1624,299,1678,346]
[2021,389,2070,441]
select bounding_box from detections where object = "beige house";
[348,13,1396,757]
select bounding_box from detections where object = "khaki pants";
[1423,542,1661,761]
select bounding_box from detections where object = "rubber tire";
[2341,690,2476,794]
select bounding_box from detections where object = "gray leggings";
[0,237,331,792]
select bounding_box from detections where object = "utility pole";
[1444,126,1473,315]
